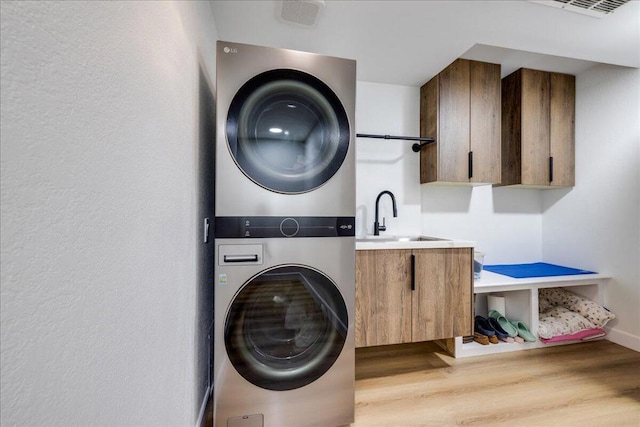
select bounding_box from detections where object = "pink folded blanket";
[540,328,606,343]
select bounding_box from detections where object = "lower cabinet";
[355,248,473,348]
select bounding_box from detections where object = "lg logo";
[223,46,238,54]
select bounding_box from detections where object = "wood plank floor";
[205,340,640,426]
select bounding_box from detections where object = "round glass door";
[226,69,350,194]
[225,265,348,391]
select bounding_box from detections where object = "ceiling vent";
[276,0,325,27]
[530,0,631,18]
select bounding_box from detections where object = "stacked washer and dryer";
[213,41,356,427]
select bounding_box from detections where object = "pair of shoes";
[488,317,515,343]
[510,320,537,342]
[475,316,515,344]
[473,332,492,345]
[474,316,498,344]
[488,310,518,337]
[488,310,536,342]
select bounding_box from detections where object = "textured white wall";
[542,65,640,351]
[356,81,543,264]
[0,1,217,426]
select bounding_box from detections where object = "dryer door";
[226,69,350,194]
[225,265,348,391]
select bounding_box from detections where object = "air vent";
[276,0,325,27]
[530,0,630,18]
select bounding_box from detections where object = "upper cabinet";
[419,58,501,185]
[501,68,575,188]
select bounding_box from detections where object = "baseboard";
[605,327,640,352]
[196,385,212,427]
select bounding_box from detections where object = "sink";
[355,235,448,243]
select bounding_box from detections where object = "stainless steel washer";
[215,41,356,217]
[213,220,355,427]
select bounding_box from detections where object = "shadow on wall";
[196,64,216,421]
[492,187,544,214]
[542,187,573,212]
[356,204,369,237]
[420,185,561,215]
[421,185,472,213]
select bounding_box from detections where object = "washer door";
[226,69,350,194]
[225,265,348,391]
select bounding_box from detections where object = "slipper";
[488,317,515,342]
[473,332,490,345]
[488,310,518,337]
[510,320,537,342]
[474,316,497,337]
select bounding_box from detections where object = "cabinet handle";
[468,151,473,179]
[549,156,554,183]
[410,254,416,291]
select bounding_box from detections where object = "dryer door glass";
[225,265,348,391]
[226,69,350,194]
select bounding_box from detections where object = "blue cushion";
[483,262,596,279]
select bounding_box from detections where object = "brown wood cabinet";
[501,68,575,188]
[355,248,473,348]
[419,59,501,185]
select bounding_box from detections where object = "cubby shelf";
[446,270,611,358]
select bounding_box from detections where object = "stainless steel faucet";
[374,190,397,235]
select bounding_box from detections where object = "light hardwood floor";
[354,340,639,426]
[205,340,640,427]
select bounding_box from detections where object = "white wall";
[356,81,543,265]
[542,65,640,351]
[0,2,217,426]
[356,82,423,237]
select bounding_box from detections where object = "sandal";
[510,320,537,342]
[488,310,519,337]
[473,332,490,345]
[488,317,515,343]
[475,316,497,337]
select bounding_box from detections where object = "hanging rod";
[356,133,435,153]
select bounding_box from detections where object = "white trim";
[605,327,640,353]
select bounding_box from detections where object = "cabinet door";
[420,76,439,183]
[501,69,523,186]
[549,72,575,187]
[421,59,501,185]
[438,58,471,182]
[411,248,473,341]
[521,69,551,186]
[355,250,412,347]
[502,68,575,188]
[470,61,501,184]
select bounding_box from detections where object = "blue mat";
[483,262,596,279]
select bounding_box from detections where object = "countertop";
[355,235,475,251]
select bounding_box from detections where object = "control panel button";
[280,217,300,237]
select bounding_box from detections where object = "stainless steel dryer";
[212,216,355,427]
[215,41,356,217]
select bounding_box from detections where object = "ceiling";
[210,0,640,86]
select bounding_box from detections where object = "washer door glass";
[225,265,348,391]
[226,69,350,194]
